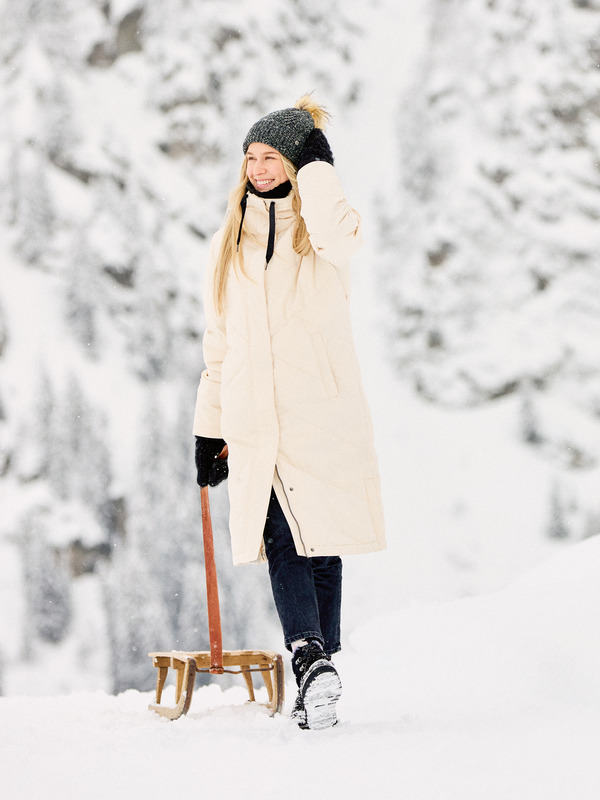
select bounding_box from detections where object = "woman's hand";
[195,436,229,487]
[297,129,334,170]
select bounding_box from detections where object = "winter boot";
[291,640,342,730]
[290,689,309,730]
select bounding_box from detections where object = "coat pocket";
[312,332,338,399]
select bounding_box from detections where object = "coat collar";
[245,191,294,219]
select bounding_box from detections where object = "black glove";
[297,128,334,170]
[195,436,228,487]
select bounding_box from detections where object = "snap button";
[289,487,294,491]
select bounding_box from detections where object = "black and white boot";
[290,689,309,729]
[291,640,342,730]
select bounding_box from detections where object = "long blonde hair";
[213,94,330,315]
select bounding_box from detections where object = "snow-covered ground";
[2,2,600,796]
[2,536,600,799]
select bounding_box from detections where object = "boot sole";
[301,663,342,730]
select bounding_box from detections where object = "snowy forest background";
[1,0,600,698]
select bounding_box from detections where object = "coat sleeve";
[296,161,363,270]
[193,234,227,438]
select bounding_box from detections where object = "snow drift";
[2,537,599,800]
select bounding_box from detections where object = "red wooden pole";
[201,485,224,674]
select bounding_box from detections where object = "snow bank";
[348,535,600,723]
[2,538,599,800]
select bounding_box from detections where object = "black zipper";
[265,201,276,268]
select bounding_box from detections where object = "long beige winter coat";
[193,161,386,565]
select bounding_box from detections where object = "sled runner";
[149,473,285,719]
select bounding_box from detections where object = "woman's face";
[245,143,287,192]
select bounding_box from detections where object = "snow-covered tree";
[64,232,98,355]
[385,0,600,412]
[547,482,571,540]
[46,375,85,500]
[16,155,54,266]
[103,543,171,692]
[14,367,55,481]
[0,296,8,365]
[519,382,542,446]
[128,393,188,629]
[21,510,73,651]
[128,241,172,381]
[1,140,21,227]
[40,73,79,163]
[78,412,113,527]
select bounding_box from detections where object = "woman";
[193,95,386,729]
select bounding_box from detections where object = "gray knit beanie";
[242,106,315,166]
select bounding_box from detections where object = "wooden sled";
[148,648,285,719]
[149,472,285,719]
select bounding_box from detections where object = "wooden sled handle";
[201,483,224,673]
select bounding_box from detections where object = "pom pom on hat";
[294,93,330,130]
[242,94,330,167]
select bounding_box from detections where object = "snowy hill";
[2,537,600,799]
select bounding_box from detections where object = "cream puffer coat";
[193,161,386,565]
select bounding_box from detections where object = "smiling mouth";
[256,179,274,188]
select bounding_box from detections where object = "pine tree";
[0,296,6,360]
[129,241,172,381]
[33,368,55,478]
[547,482,570,540]
[14,366,55,481]
[48,375,114,527]
[17,154,54,266]
[78,410,113,530]
[21,510,73,650]
[48,375,86,500]
[46,380,72,501]
[103,543,171,693]
[40,73,78,163]
[2,140,21,227]
[129,393,186,630]
[519,383,542,445]
[64,232,97,356]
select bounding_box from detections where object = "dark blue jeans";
[263,488,342,655]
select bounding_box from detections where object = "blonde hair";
[212,95,330,315]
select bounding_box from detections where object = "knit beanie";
[242,94,329,167]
